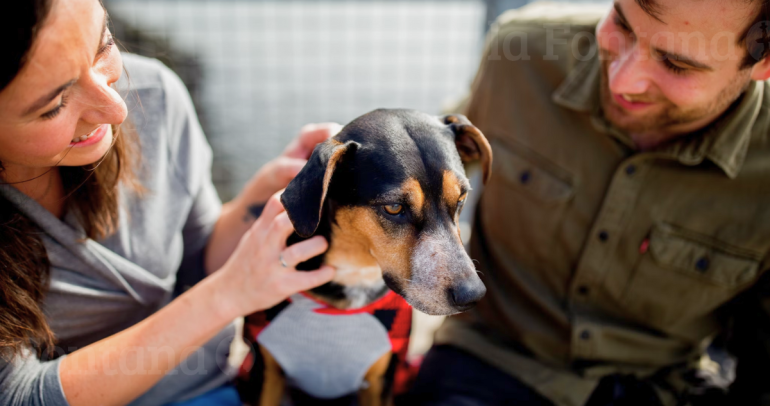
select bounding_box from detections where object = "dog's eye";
[459,193,468,203]
[383,204,404,215]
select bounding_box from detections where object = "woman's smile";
[70,123,109,147]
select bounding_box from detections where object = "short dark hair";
[740,1,770,68]
[635,0,770,69]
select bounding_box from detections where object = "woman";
[0,0,337,405]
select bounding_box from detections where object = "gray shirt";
[0,54,236,406]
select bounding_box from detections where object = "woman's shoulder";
[119,53,176,92]
[117,53,212,195]
[118,53,193,119]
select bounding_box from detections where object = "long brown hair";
[0,0,142,358]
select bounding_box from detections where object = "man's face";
[595,0,758,147]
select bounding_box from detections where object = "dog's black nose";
[448,278,487,310]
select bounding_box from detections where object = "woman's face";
[0,0,126,175]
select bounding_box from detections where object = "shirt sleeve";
[155,61,223,294]
[0,349,68,406]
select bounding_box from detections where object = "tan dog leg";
[258,344,285,406]
[359,352,393,406]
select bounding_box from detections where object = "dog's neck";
[304,219,389,309]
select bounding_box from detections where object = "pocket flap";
[492,139,574,203]
[649,224,760,287]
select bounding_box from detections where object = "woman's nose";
[78,67,127,126]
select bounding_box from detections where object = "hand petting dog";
[216,192,336,320]
[242,122,344,204]
[204,123,341,272]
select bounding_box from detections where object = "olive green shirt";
[435,3,770,406]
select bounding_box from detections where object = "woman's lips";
[70,124,109,148]
[612,93,654,111]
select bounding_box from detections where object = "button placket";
[571,158,648,292]
[568,158,649,358]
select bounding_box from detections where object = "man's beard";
[599,53,751,136]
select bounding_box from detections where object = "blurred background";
[104,0,605,200]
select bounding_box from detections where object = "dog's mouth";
[382,270,486,316]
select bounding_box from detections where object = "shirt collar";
[552,49,763,179]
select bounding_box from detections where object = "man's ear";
[281,139,359,237]
[441,114,493,184]
[750,56,770,81]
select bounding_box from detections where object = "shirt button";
[598,231,609,242]
[578,286,590,295]
[580,330,591,340]
[520,170,532,184]
[696,257,710,272]
[625,165,637,175]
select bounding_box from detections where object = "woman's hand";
[61,193,334,406]
[215,192,335,318]
[205,123,342,273]
[243,123,343,204]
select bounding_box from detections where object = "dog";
[241,109,493,406]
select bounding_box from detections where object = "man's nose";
[608,46,652,96]
[447,275,486,310]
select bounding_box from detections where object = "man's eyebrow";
[654,48,714,71]
[632,0,666,24]
[24,79,77,116]
[613,3,632,27]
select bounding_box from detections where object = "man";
[407,0,770,405]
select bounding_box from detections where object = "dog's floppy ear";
[281,139,360,237]
[442,114,493,184]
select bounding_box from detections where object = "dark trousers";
[398,346,664,406]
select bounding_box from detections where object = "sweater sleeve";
[0,349,68,406]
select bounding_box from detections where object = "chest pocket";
[492,139,573,204]
[481,138,574,273]
[623,223,761,329]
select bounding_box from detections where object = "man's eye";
[662,57,688,75]
[383,204,403,215]
[613,15,631,33]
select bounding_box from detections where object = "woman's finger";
[283,123,342,159]
[273,158,307,186]
[268,212,297,249]
[280,266,336,293]
[279,236,329,268]
[258,193,286,224]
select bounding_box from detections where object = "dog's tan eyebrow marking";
[373,178,425,215]
[443,171,468,243]
[332,206,414,283]
[442,171,464,204]
[402,178,425,215]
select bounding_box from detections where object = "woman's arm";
[204,123,341,274]
[60,195,334,406]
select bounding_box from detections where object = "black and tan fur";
[256,109,493,406]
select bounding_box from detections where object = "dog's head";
[281,109,492,315]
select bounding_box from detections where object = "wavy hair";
[0,0,141,358]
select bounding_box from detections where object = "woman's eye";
[41,94,68,120]
[383,204,403,215]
